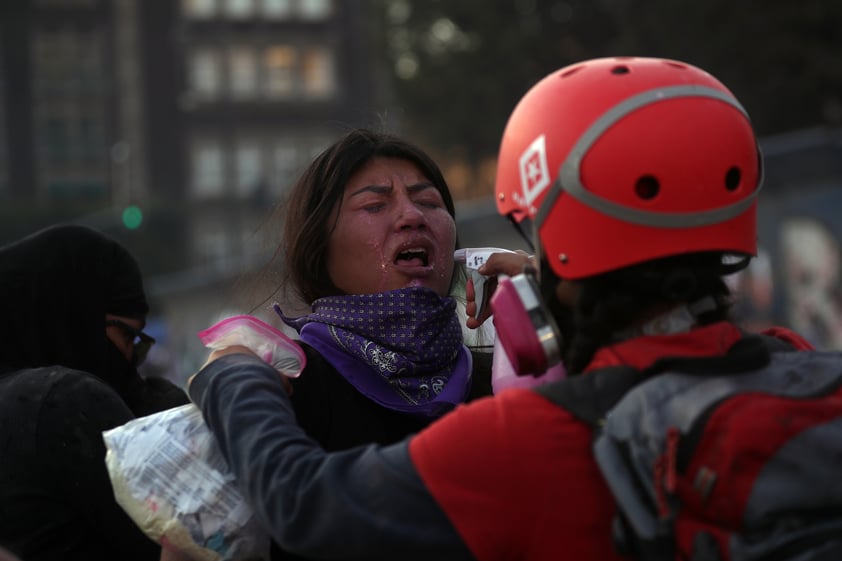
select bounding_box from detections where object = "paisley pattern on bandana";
[278,287,472,417]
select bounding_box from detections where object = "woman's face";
[326,157,457,297]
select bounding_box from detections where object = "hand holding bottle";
[454,248,534,329]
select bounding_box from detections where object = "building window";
[270,136,330,192]
[44,118,70,164]
[264,45,336,100]
[191,140,226,197]
[188,47,224,99]
[234,140,263,196]
[261,0,293,18]
[264,46,296,99]
[229,46,259,100]
[33,30,81,95]
[188,135,334,199]
[186,44,336,102]
[271,143,299,192]
[300,47,335,97]
[223,0,256,19]
[77,31,104,92]
[182,0,331,20]
[79,116,106,162]
[31,29,109,200]
[298,0,332,20]
[182,0,218,19]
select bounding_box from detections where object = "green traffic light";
[122,205,143,230]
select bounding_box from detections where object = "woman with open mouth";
[214,128,498,561]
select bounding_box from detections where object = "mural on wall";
[729,187,842,351]
[779,216,842,349]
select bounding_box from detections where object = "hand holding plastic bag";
[197,315,305,377]
[104,315,306,561]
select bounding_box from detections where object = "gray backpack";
[535,336,842,560]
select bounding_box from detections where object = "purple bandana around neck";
[276,287,472,417]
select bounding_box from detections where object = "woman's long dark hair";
[250,128,459,311]
[560,252,738,374]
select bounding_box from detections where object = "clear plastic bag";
[104,315,306,560]
[104,404,269,561]
[198,314,306,377]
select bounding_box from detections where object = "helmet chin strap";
[506,214,536,253]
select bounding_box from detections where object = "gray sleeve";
[189,354,475,561]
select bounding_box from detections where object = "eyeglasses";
[105,319,156,365]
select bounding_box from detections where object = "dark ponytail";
[563,252,737,374]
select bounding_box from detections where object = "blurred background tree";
[375,0,842,172]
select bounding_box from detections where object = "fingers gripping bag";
[104,315,305,561]
[197,315,306,374]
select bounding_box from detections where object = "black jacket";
[0,366,161,561]
[270,343,492,561]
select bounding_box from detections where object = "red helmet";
[494,56,761,280]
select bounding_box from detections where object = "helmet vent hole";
[725,167,741,191]
[611,65,630,75]
[635,175,660,200]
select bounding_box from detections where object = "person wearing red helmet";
[167,57,836,561]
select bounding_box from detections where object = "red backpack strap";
[532,365,642,427]
[533,334,793,561]
[532,333,781,425]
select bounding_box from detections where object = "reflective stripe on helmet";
[535,85,760,231]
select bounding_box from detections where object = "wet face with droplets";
[326,157,457,297]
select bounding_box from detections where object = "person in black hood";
[0,224,189,561]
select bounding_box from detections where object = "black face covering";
[0,225,150,405]
[105,335,191,415]
[102,337,146,410]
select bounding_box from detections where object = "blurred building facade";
[0,0,386,263]
[0,0,393,380]
[3,1,842,382]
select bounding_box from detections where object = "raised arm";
[188,351,474,561]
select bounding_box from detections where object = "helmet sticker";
[518,134,551,211]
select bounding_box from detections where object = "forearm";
[189,354,473,561]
